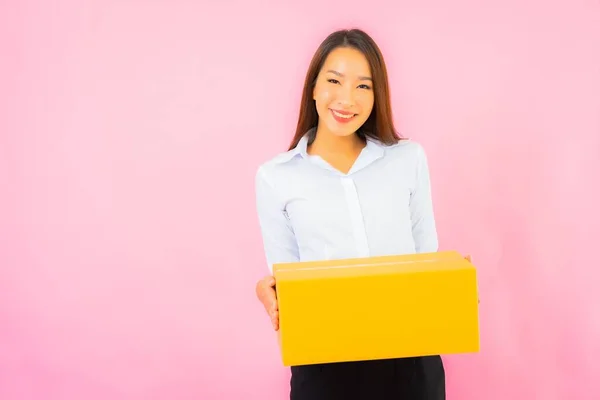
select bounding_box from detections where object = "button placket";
[341,176,369,258]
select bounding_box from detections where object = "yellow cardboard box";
[273,250,480,366]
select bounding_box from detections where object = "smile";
[330,109,357,123]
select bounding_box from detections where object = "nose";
[336,84,355,107]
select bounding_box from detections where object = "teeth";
[332,110,354,119]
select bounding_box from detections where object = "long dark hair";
[288,29,402,150]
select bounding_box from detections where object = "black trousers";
[290,356,445,400]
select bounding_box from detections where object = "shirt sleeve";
[255,166,300,274]
[409,144,439,253]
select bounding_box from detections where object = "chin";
[328,124,362,138]
[332,130,357,137]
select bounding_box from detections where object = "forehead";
[320,47,372,77]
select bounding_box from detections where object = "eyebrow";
[326,69,372,81]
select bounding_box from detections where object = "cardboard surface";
[273,250,480,366]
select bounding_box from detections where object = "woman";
[254,28,445,400]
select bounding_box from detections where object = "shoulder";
[377,138,433,183]
[259,148,299,169]
[255,148,301,188]
[380,138,429,164]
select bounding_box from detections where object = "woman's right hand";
[256,275,279,331]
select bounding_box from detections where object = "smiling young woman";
[254,29,445,399]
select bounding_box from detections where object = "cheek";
[315,89,334,107]
[357,93,374,113]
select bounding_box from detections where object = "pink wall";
[2,1,599,399]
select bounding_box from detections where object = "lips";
[330,109,357,123]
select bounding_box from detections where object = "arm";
[255,166,300,274]
[255,166,299,331]
[409,145,439,253]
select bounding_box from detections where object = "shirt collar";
[273,128,386,167]
[271,129,312,165]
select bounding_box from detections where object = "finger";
[268,298,278,313]
[258,280,275,300]
[271,311,279,330]
[267,286,278,307]
[465,254,472,262]
[265,275,276,287]
[263,295,277,312]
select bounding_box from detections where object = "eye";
[358,84,371,90]
[327,79,340,84]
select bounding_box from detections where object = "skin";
[257,47,374,331]
[256,47,472,330]
[307,46,375,174]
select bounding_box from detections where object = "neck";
[308,127,365,156]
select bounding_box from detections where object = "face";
[312,47,375,138]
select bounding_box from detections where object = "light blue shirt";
[255,129,438,274]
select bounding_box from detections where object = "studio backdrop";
[1,1,599,399]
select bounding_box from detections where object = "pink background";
[2,0,599,399]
